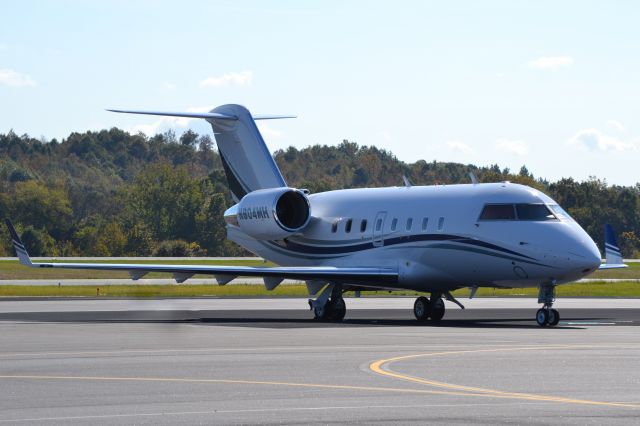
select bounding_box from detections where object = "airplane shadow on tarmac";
[0,308,634,329]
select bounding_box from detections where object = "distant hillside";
[1,130,638,257]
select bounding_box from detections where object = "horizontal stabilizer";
[107,109,296,121]
[107,109,238,120]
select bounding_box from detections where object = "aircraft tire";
[536,308,549,327]
[330,297,346,321]
[429,298,445,321]
[413,296,431,321]
[548,309,560,326]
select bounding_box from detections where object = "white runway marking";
[0,402,547,423]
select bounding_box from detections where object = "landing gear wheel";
[413,296,431,321]
[536,308,549,327]
[330,297,346,321]
[430,298,446,321]
[548,309,560,326]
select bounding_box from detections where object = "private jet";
[5,104,627,326]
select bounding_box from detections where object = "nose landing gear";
[413,292,451,322]
[536,282,560,327]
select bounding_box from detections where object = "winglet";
[4,219,32,266]
[600,223,627,269]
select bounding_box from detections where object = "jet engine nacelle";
[224,188,311,240]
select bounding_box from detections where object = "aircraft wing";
[5,220,397,288]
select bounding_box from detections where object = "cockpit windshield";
[479,203,557,221]
[515,204,556,221]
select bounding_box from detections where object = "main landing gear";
[309,284,346,321]
[413,291,463,322]
[536,282,560,327]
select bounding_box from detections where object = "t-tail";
[108,104,295,201]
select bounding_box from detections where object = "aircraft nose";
[573,240,602,272]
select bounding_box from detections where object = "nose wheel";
[536,282,560,327]
[536,308,560,327]
[413,294,446,322]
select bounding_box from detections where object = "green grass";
[0,281,639,298]
[588,262,640,279]
[1,259,639,298]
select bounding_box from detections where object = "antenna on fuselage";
[468,172,479,185]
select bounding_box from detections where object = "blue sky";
[1,1,639,185]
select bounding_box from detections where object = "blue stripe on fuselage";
[267,233,537,260]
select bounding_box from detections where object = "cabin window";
[421,217,428,231]
[437,217,445,231]
[479,204,516,220]
[375,218,382,231]
[391,218,398,231]
[360,219,367,232]
[345,218,353,233]
[515,204,556,221]
[331,220,338,233]
[406,218,413,231]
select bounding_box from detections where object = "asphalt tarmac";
[0,297,639,425]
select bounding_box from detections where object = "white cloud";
[161,82,176,91]
[200,71,252,87]
[528,56,574,70]
[495,139,528,156]
[256,122,283,140]
[0,68,36,87]
[606,120,625,132]
[568,128,637,152]
[446,141,475,155]
[128,105,214,136]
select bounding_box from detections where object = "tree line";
[0,130,638,257]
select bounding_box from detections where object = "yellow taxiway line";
[369,344,639,409]
[1,344,637,409]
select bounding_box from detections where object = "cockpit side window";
[549,204,574,221]
[479,204,516,220]
[515,204,556,221]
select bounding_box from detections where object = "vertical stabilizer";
[207,104,287,202]
[107,104,292,202]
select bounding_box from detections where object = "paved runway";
[0,297,639,425]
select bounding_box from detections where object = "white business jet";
[6,104,627,327]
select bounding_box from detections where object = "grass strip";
[0,281,638,298]
[1,260,638,280]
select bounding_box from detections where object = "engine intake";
[224,188,311,240]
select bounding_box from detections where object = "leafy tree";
[13,181,73,239]
[180,130,199,147]
[20,226,57,256]
[196,193,228,255]
[96,222,127,256]
[153,240,205,257]
[128,163,205,242]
